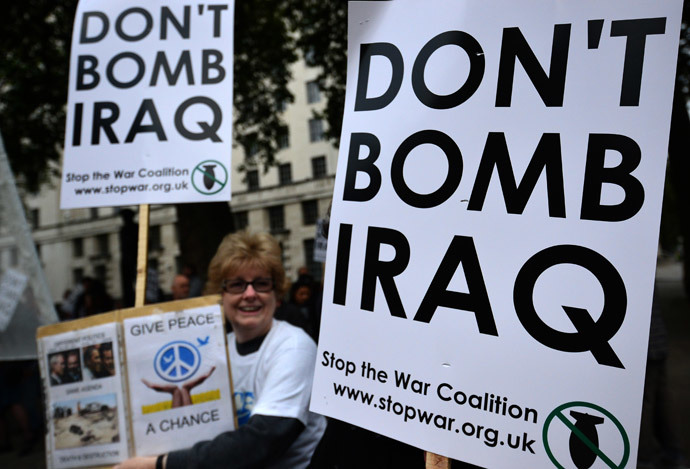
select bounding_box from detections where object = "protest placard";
[122,300,234,457]
[37,296,235,467]
[60,0,235,208]
[310,0,683,467]
[38,314,129,469]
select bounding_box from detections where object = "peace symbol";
[153,341,201,383]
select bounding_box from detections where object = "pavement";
[2,261,688,469]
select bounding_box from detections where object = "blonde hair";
[205,231,287,298]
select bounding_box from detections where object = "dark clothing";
[274,303,314,339]
[166,414,304,469]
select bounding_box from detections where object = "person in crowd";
[0,361,40,456]
[101,343,116,377]
[48,353,65,386]
[275,279,317,339]
[115,231,327,469]
[64,350,82,383]
[170,274,191,300]
[73,278,114,317]
[119,208,138,308]
[637,285,687,468]
[182,264,204,298]
[82,345,108,380]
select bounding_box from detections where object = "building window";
[29,209,39,229]
[234,211,249,231]
[97,234,109,255]
[95,264,107,286]
[278,163,292,185]
[304,47,316,66]
[72,238,84,258]
[149,225,161,251]
[247,170,259,191]
[245,137,259,158]
[73,268,84,285]
[268,206,285,233]
[303,239,323,280]
[307,81,321,104]
[311,156,327,179]
[90,208,99,219]
[278,127,290,149]
[308,118,324,142]
[10,248,18,266]
[302,200,318,225]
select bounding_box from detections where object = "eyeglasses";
[222,278,274,294]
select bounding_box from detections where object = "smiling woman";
[115,231,326,469]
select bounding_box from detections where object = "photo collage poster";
[38,315,129,469]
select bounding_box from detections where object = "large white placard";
[61,0,234,208]
[311,1,682,467]
[123,305,234,456]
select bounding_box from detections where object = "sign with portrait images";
[60,0,235,208]
[38,316,129,469]
[311,0,683,468]
[122,301,235,456]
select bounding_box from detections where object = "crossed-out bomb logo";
[154,341,202,383]
[192,160,228,195]
[543,402,629,469]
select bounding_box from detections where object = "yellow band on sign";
[142,401,171,414]
[192,389,221,404]
[141,389,221,414]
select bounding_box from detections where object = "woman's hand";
[113,456,158,469]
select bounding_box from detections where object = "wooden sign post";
[134,204,149,308]
[426,454,450,469]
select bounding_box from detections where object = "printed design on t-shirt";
[234,391,255,426]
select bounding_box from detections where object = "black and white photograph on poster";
[123,304,234,456]
[309,0,684,467]
[47,348,82,386]
[60,0,235,208]
[52,394,120,450]
[39,321,129,468]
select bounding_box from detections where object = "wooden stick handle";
[425,453,450,469]
[134,204,150,307]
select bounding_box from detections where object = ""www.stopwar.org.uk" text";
[331,382,536,453]
[74,181,189,195]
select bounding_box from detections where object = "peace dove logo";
[153,341,201,383]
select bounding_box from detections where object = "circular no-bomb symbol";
[192,160,228,195]
[543,401,629,469]
[513,245,627,368]
[153,341,201,383]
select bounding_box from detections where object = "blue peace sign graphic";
[153,341,201,383]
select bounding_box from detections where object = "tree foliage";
[291,1,348,145]
[0,2,76,192]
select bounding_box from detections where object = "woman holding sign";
[116,231,326,469]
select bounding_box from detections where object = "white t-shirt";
[229,319,327,469]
